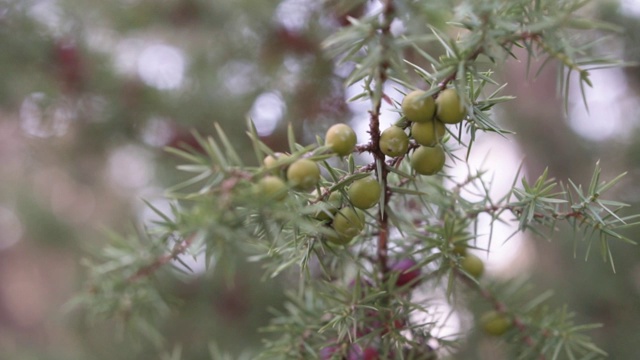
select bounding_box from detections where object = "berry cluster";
[379,88,465,176]
[256,126,371,246]
[254,88,467,246]
[251,87,510,355]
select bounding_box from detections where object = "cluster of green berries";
[379,88,466,175]
[253,123,377,246]
[253,88,468,247]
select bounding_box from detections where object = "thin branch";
[127,234,196,283]
[371,0,396,277]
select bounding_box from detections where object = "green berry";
[460,253,484,279]
[287,158,320,190]
[436,88,466,124]
[480,311,512,336]
[452,242,468,256]
[379,126,409,157]
[314,191,343,221]
[348,176,381,209]
[263,152,291,172]
[325,123,357,157]
[410,144,446,175]
[402,90,436,123]
[411,120,446,146]
[256,176,288,201]
[327,207,365,244]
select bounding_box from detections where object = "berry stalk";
[370,0,395,278]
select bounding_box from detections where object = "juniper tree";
[71,0,639,359]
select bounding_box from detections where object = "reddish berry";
[320,345,339,360]
[390,258,421,288]
[348,346,379,360]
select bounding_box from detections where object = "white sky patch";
[621,0,640,17]
[135,188,209,275]
[567,68,636,142]
[447,133,535,277]
[249,91,286,137]
[348,80,404,144]
[137,44,186,90]
[409,289,471,346]
[27,0,64,34]
[172,251,209,276]
[137,189,174,226]
[274,0,318,31]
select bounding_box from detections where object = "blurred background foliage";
[0,0,639,359]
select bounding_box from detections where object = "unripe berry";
[327,207,365,245]
[402,90,436,123]
[325,123,357,156]
[263,154,277,168]
[390,258,421,288]
[410,144,446,175]
[263,152,291,171]
[286,158,320,190]
[255,175,288,200]
[314,190,343,221]
[480,311,512,336]
[379,126,409,157]
[435,88,466,124]
[347,176,381,209]
[411,120,446,146]
[460,253,484,279]
[452,242,468,256]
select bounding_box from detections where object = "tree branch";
[370,0,396,278]
[127,234,196,283]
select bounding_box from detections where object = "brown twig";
[369,0,395,277]
[127,234,196,283]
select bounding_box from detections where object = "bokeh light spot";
[108,145,154,190]
[137,44,186,90]
[19,93,74,138]
[249,91,286,137]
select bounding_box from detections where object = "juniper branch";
[127,234,196,283]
